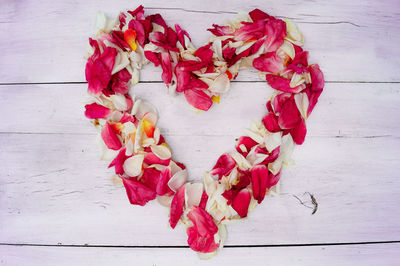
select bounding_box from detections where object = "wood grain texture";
[1,0,399,264]
[1,82,399,137]
[0,0,399,83]
[1,133,399,245]
[1,244,399,266]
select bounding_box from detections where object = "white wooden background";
[1,0,399,265]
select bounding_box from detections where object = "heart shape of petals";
[84,6,324,258]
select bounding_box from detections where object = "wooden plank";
[1,244,399,266]
[0,0,399,83]
[1,133,399,245]
[1,82,399,137]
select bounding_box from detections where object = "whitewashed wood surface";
[1,0,399,265]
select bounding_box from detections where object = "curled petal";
[169,185,185,229]
[123,154,144,177]
[122,177,156,206]
[175,24,191,49]
[208,73,230,93]
[168,169,187,192]
[235,136,258,156]
[101,122,122,150]
[84,103,111,119]
[211,153,236,179]
[131,99,158,121]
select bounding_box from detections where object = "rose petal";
[156,167,173,196]
[186,206,219,253]
[123,154,144,177]
[160,52,173,84]
[231,188,251,218]
[184,88,213,111]
[169,185,185,229]
[84,103,111,119]
[253,52,284,73]
[168,169,187,192]
[185,183,204,208]
[235,136,258,156]
[262,113,281,133]
[101,122,122,150]
[251,165,269,203]
[266,74,304,93]
[290,119,307,145]
[144,152,170,166]
[108,148,127,175]
[122,177,156,206]
[211,153,236,179]
[151,144,171,160]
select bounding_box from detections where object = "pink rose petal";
[253,52,284,73]
[140,168,161,192]
[156,167,173,196]
[266,75,304,94]
[262,113,281,132]
[122,177,156,206]
[232,188,251,218]
[160,52,173,84]
[101,122,122,150]
[84,103,111,119]
[211,153,236,179]
[187,206,219,253]
[169,185,185,229]
[108,148,127,175]
[235,136,258,156]
[184,88,213,111]
[251,165,269,203]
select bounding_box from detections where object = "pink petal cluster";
[84,6,324,257]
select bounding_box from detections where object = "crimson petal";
[186,206,219,253]
[184,88,213,111]
[84,103,111,119]
[101,122,122,150]
[122,177,156,206]
[169,185,185,229]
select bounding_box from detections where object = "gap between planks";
[1,241,399,249]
